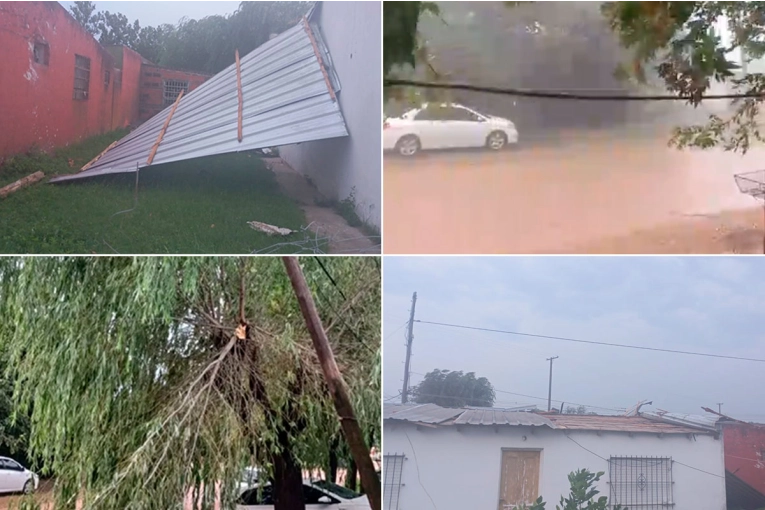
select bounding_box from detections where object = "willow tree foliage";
[0,257,380,510]
[603,2,762,153]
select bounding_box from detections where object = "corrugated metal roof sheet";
[453,409,552,427]
[50,18,347,183]
[384,404,714,434]
[641,410,720,431]
[547,414,708,434]
[383,403,465,424]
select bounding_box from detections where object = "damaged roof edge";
[50,13,347,184]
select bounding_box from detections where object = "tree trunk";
[0,171,44,198]
[346,459,357,491]
[328,436,339,483]
[272,429,306,510]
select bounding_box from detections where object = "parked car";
[237,479,369,510]
[383,103,519,156]
[0,457,38,495]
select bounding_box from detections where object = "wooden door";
[498,450,541,510]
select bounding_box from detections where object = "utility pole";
[401,292,417,404]
[717,403,724,414]
[546,356,558,412]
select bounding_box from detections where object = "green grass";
[0,132,310,254]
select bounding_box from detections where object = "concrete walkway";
[268,158,380,254]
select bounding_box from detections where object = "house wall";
[113,46,143,128]
[138,64,210,122]
[279,1,382,229]
[384,423,726,510]
[723,423,765,495]
[0,1,118,158]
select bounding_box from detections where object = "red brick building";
[723,422,765,496]
[0,2,210,160]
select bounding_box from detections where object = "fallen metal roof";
[50,17,346,183]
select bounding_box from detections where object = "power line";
[384,321,409,341]
[384,78,763,102]
[415,319,765,363]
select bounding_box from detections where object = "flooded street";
[383,130,765,253]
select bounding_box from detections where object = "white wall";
[384,423,726,510]
[279,1,382,229]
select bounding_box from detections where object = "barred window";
[609,457,673,509]
[33,42,49,65]
[163,79,188,107]
[73,54,90,100]
[383,453,405,510]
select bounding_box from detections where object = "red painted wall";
[0,2,211,160]
[138,64,209,121]
[724,423,765,495]
[109,46,143,129]
[0,1,117,157]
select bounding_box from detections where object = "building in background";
[383,403,727,510]
[279,1,382,230]
[0,1,209,160]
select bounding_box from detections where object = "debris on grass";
[247,220,293,236]
[0,171,45,198]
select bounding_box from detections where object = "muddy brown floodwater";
[383,129,765,254]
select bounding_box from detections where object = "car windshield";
[312,480,361,499]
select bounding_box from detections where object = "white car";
[237,479,369,510]
[0,457,39,494]
[383,103,519,156]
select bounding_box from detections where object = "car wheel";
[396,135,421,157]
[23,479,34,495]
[486,131,507,151]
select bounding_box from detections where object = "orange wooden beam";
[146,89,184,166]
[302,18,337,102]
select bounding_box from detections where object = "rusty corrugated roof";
[384,403,714,434]
[547,414,708,434]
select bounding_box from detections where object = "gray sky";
[383,257,765,422]
[60,1,241,27]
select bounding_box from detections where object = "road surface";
[383,130,764,253]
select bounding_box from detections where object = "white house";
[279,1,382,230]
[383,403,727,510]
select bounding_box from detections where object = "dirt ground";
[383,129,765,254]
[268,158,380,254]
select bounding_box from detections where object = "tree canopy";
[412,369,495,408]
[0,256,380,510]
[68,1,311,74]
[384,1,765,152]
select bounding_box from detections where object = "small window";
[609,457,673,509]
[383,454,405,510]
[33,42,49,65]
[450,107,482,122]
[163,79,188,107]
[73,54,90,100]
[104,70,110,89]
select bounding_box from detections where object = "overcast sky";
[383,256,765,422]
[59,1,241,27]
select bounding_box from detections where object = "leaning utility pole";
[401,292,417,404]
[546,356,558,412]
[282,257,381,510]
[717,403,724,414]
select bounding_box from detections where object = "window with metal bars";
[609,457,673,509]
[73,54,90,100]
[383,453,405,510]
[163,79,189,107]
